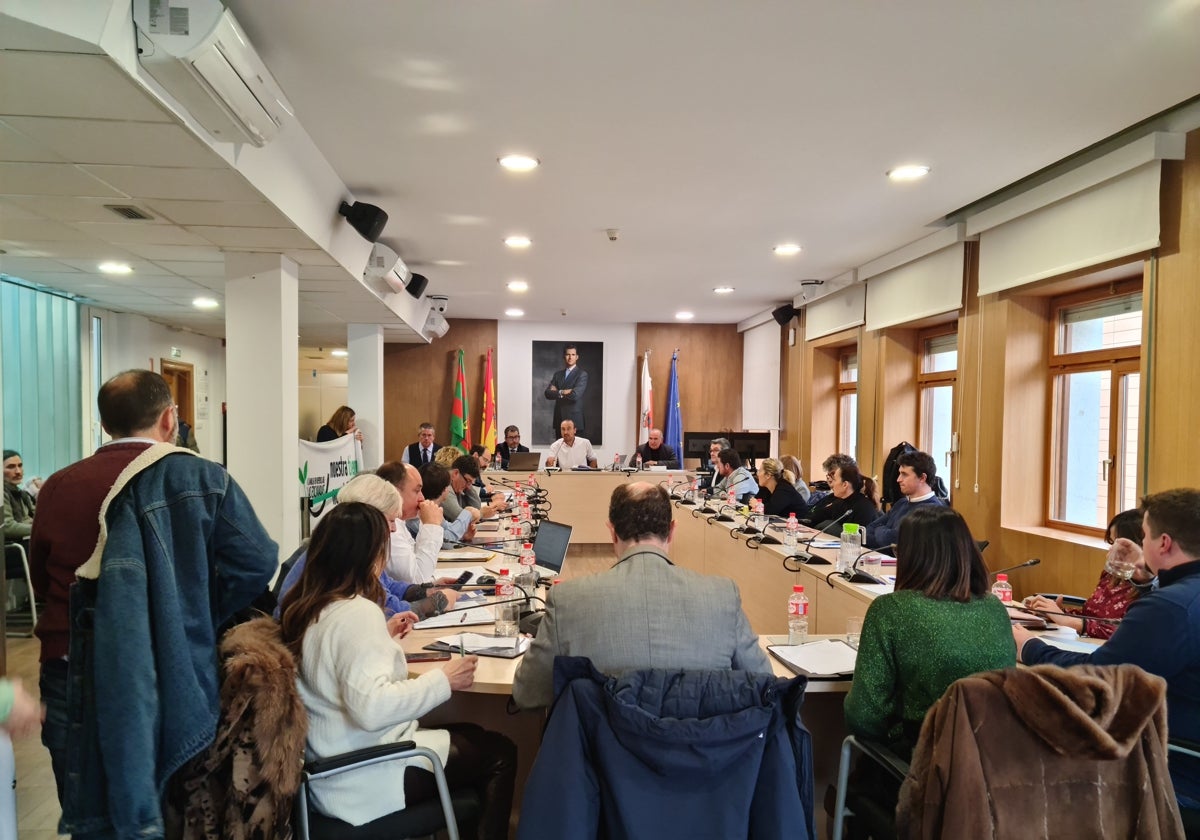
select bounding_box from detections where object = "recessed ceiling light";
[713,286,735,295]
[886,164,931,182]
[433,259,466,267]
[504,235,532,249]
[773,244,802,256]
[192,297,220,310]
[331,349,349,358]
[505,308,525,317]
[675,311,695,320]
[99,262,132,274]
[507,280,529,293]
[498,154,540,172]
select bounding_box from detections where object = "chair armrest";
[305,740,418,775]
[850,737,910,782]
[1169,737,1200,760]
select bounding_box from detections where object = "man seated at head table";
[495,425,530,469]
[511,481,771,710]
[628,427,680,469]
[1012,488,1200,811]
[545,419,598,469]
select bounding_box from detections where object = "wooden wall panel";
[1147,133,1200,489]
[633,323,743,440]
[382,319,497,462]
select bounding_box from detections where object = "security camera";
[427,294,449,314]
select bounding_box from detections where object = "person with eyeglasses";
[494,425,530,469]
[1021,508,1152,640]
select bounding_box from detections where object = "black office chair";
[830,735,909,840]
[1168,737,1200,839]
[4,540,37,637]
[295,741,481,840]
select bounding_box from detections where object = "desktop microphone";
[841,544,897,585]
[991,558,1041,576]
[797,510,852,551]
[712,504,739,524]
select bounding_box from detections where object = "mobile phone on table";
[407,651,452,663]
[450,571,473,590]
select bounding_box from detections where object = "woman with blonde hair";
[433,445,465,467]
[779,454,811,504]
[316,405,364,444]
[755,457,808,518]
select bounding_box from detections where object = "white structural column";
[225,253,299,559]
[347,323,385,469]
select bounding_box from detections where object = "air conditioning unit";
[132,0,293,147]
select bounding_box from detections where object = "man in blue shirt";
[865,450,945,549]
[1014,488,1200,809]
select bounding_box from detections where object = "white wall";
[496,321,637,465]
[298,369,348,440]
[98,309,226,458]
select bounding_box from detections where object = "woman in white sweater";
[279,502,516,837]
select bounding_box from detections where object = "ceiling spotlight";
[504,235,532,249]
[713,286,735,295]
[192,297,219,310]
[331,349,349,358]
[675,311,695,320]
[886,164,931,182]
[433,259,466,267]
[507,280,529,292]
[773,244,802,256]
[505,308,525,317]
[338,200,388,243]
[99,262,133,274]
[498,154,540,172]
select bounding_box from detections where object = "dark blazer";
[803,491,880,533]
[544,366,589,434]
[495,443,530,468]
[757,480,808,518]
[405,441,442,465]
[628,443,680,469]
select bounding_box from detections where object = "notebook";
[505,451,542,471]
[489,519,573,580]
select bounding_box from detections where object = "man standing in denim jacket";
[37,369,277,839]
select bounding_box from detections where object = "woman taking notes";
[280,502,515,837]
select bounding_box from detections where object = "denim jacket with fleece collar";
[61,444,277,840]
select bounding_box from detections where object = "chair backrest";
[898,664,1185,839]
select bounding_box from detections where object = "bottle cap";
[793,584,804,593]
[523,543,532,550]
[996,573,1008,581]
[499,568,509,576]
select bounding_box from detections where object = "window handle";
[1101,456,1113,482]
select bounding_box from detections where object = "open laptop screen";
[532,520,572,574]
[505,451,542,471]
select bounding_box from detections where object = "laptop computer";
[505,451,542,472]
[488,519,572,579]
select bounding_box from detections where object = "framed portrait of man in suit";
[532,340,604,446]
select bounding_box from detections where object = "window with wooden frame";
[837,350,858,456]
[1047,283,1142,533]
[918,329,957,497]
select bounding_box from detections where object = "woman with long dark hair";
[280,502,515,838]
[802,463,880,532]
[845,506,1015,756]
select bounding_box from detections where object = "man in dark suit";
[402,422,441,466]
[512,481,770,709]
[494,425,530,468]
[628,427,680,469]
[544,344,589,435]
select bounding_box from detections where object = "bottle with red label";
[787,585,809,644]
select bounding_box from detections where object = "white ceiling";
[3,1,1200,339]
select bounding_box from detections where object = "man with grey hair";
[512,482,770,709]
[700,436,732,492]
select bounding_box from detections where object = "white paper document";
[415,606,495,629]
[438,549,495,561]
[768,638,858,677]
[435,633,529,654]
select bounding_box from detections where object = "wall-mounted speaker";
[338,201,388,243]
[772,303,799,326]
[406,272,429,299]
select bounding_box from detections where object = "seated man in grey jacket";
[512,481,771,709]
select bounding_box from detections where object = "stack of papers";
[426,633,530,658]
[414,606,495,629]
[438,548,495,561]
[806,538,840,549]
[768,639,858,678]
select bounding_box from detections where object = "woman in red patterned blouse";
[1024,510,1150,640]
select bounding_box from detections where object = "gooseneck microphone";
[991,558,1041,577]
[835,544,896,586]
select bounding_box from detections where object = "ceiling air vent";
[104,205,155,221]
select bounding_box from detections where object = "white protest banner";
[299,435,362,527]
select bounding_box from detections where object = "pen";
[460,612,468,623]
[459,636,466,658]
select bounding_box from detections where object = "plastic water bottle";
[494,568,518,636]
[727,487,736,509]
[526,476,537,500]
[515,542,538,592]
[784,513,800,554]
[635,452,643,471]
[787,585,809,645]
[751,498,765,531]
[837,522,861,574]
[612,453,621,471]
[991,573,1013,604]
